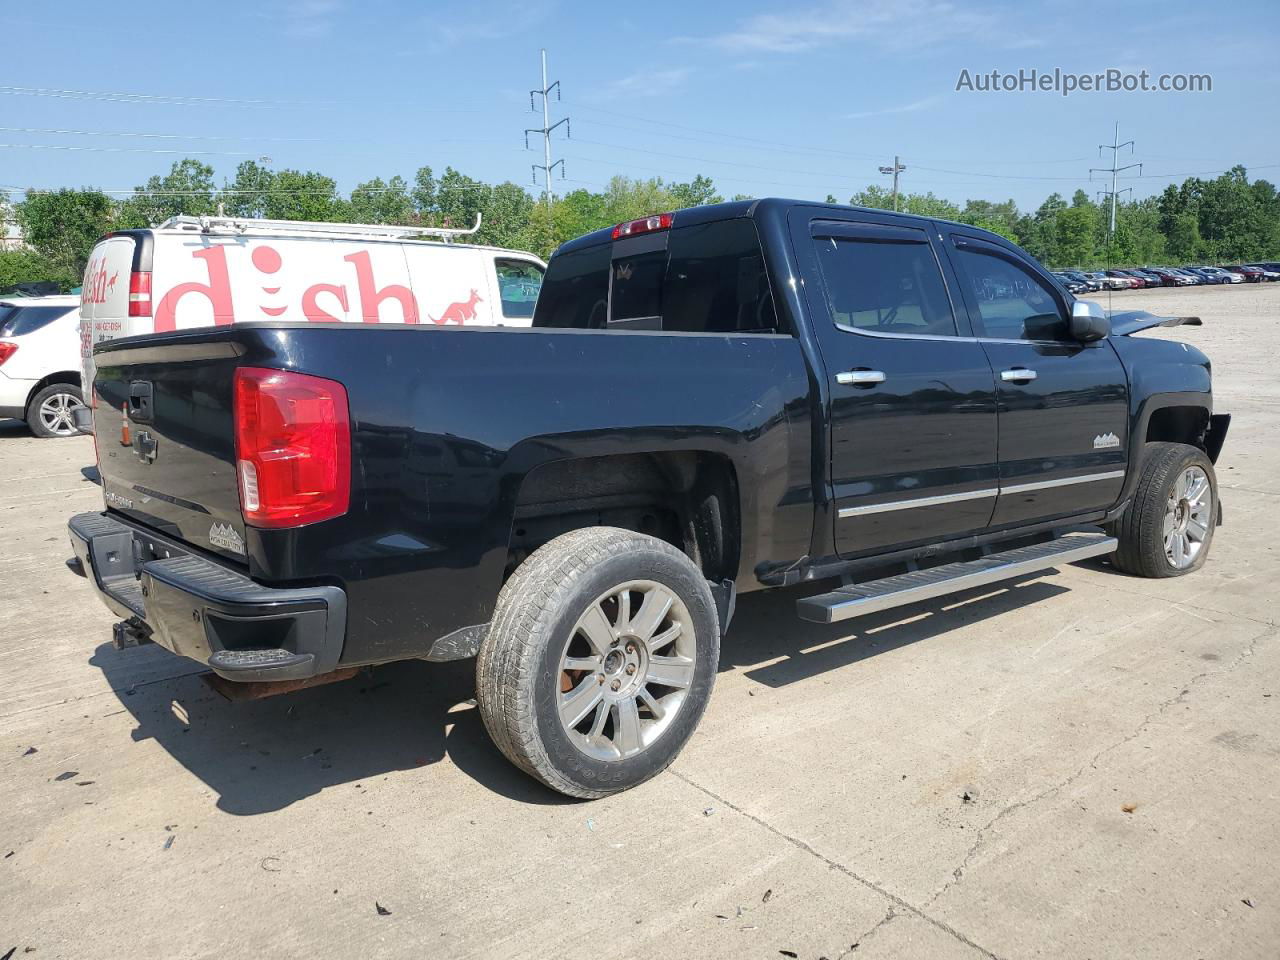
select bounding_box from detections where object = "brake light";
[611,212,673,240]
[0,342,16,366]
[233,367,351,528]
[128,271,152,317]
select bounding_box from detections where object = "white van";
[79,215,545,390]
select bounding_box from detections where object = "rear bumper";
[68,511,346,682]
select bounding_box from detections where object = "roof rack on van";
[154,212,483,242]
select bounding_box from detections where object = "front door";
[796,215,1000,558]
[944,233,1129,527]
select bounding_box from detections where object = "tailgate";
[92,337,248,563]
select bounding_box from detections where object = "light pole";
[878,156,906,212]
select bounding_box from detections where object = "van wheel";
[476,527,719,799]
[1110,442,1216,578]
[27,383,84,438]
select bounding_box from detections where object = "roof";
[552,197,1006,256]
[0,295,80,307]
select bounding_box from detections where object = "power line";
[525,50,569,206]
[0,83,319,107]
[0,125,332,143]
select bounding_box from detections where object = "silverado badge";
[209,522,246,556]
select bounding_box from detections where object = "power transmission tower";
[525,49,570,206]
[1090,123,1141,236]
[878,156,906,212]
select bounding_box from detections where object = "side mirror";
[1070,300,1110,341]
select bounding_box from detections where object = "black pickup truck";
[68,198,1229,798]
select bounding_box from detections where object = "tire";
[476,526,720,799]
[1109,442,1216,578]
[26,383,84,439]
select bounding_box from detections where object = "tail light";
[128,271,152,317]
[0,342,16,366]
[234,367,351,528]
[611,212,673,240]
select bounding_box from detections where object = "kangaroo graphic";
[430,289,483,325]
[106,271,119,294]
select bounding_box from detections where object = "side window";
[662,220,779,334]
[813,235,958,337]
[952,246,1068,341]
[532,244,609,328]
[494,259,543,319]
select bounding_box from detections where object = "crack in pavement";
[925,622,1274,907]
[667,767,1005,960]
[836,905,897,959]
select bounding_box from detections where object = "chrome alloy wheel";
[556,580,696,762]
[1164,465,1212,570]
[38,391,84,437]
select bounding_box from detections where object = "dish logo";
[154,245,477,332]
[81,255,117,307]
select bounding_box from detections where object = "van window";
[0,305,71,338]
[494,259,544,319]
[533,218,780,334]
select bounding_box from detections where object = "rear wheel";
[1110,442,1216,578]
[476,527,719,799]
[27,383,84,438]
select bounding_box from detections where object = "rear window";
[533,219,780,334]
[0,305,71,338]
[494,259,544,319]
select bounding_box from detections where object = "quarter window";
[952,247,1068,341]
[813,235,958,337]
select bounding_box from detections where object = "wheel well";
[1145,405,1209,452]
[508,452,740,583]
[25,372,82,414]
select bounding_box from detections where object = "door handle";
[1000,368,1037,383]
[836,369,886,387]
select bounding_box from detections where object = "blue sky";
[2,0,1277,213]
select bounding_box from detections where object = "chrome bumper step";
[795,533,1117,624]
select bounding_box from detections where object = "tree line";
[2,158,1276,293]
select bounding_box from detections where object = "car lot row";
[1053,261,1280,293]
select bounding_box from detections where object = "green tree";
[1052,205,1097,268]
[0,249,75,292]
[221,160,276,218]
[668,175,721,209]
[262,169,342,221]
[15,188,115,283]
[118,159,216,227]
[348,175,414,224]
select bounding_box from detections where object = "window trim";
[493,256,544,320]
[811,228,965,342]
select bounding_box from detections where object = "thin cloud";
[583,68,693,103]
[846,95,942,120]
[280,0,342,39]
[679,0,1004,54]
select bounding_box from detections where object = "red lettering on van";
[302,283,350,322]
[154,246,235,332]
[343,251,419,324]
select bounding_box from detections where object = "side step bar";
[796,533,1117,624]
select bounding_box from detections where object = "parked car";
[1061,270,1103,292]
[1147,268,1193,287]
[1104,270,1141,289]
[1051,272,1088,294]
[1242,263,1280,281]
[1169,268,1206,285]
[1088,271,1129,290]
[68,198,1230,798]
[0,295,85,438]
[1186,267,1227,285]
[1226,265,1266,283]
[78,215,547,402]
[1199,266,1243,284]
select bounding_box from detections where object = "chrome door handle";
[836,369,886,387]
[1000,368,1037,383]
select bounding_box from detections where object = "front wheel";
[476,527,720,799]
[1110,442,1217,578]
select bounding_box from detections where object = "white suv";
[0,295,85,438]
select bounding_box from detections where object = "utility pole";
[1090,123,1141,236]
[878,156,906,212]
[526,49,570,206]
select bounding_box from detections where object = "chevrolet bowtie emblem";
[133,430,158,464]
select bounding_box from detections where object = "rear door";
[792,212,1000,558]
[80,234,140,393]
[944,232,1129,526]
